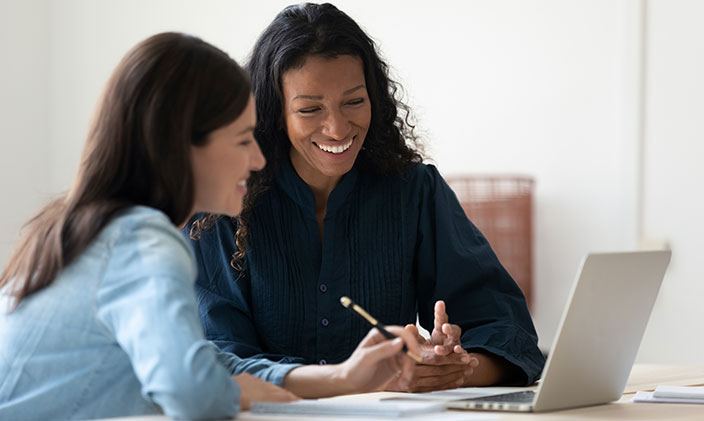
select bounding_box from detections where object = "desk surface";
[108,364,704,421]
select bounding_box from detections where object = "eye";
[298,107,321,114]
[347,98,366,106]
[237,139,254,147]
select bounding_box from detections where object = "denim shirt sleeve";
[94,210,242,419]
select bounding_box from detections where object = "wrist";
[329,361,358,395]
[283,363,356,398]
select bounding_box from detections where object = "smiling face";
[190,94,265,217]
[282,54,371,189]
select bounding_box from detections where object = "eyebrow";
[291,84,366,101]
[237,126,255,135]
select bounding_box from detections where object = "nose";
[250,138,266,171]
[322,108,351,140]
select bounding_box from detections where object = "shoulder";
[397,162,448,196]
[107,205,178,233]
[403,162,442,182]
[102,206,196,280]
[357,162,442,188]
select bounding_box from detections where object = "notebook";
[633,385,704,404]
[392,251,671,412]
[250,400,445,417]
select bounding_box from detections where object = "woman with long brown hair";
[0,32,419,420]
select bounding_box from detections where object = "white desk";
[108,364,704,421]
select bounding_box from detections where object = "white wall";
[47,0,299,193]
[1,0,702,364]
[636,0,704,364]
[364,0,640,353]
[0,0,51,267]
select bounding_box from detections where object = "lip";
[236,178,248,193]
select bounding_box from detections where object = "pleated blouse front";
[188,159,546,385]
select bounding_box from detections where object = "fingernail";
[456,378,464,386]
[461,355,470,363]
[393,338,403,345]
[464,369,473,376]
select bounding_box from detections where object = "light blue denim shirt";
[0,206,300,420]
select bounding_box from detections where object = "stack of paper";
[633,385,704,404]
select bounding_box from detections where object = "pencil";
[340,296,423,363]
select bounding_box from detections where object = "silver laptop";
[447,250,671,412]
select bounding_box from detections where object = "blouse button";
[321,318,329,327]
[319,359,327,365]
[319,283,328,293]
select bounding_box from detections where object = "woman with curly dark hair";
[187,3,545,391]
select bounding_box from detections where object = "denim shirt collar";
[276,157,359,215]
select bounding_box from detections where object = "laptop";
[446,250,671,412]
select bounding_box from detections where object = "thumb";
[404,324,425,343]
[359,337,405,364]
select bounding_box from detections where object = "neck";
[290,154,342,211]
[309,177,339,212]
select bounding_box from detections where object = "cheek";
[286,115,316,140]
[353,107,372,128]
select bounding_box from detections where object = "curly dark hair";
[191,3,424,269]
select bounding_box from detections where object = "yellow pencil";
[340,296,423,363]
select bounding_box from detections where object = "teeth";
[316,138,353,154]
[237,180,247,187]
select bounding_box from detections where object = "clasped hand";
[235,302,477,406]
[385,300,479,392]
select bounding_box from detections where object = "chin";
[322,162,356,177]
[218,204,242,218]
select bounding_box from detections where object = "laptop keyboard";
[467,390,536,404]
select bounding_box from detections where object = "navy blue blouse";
[185,160,545,385]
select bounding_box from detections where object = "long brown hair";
[0,32,251,310]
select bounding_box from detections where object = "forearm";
[463,352,514,386]
[282,364,357,398]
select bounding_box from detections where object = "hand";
[234,373,299,410]
[282,325,421,398]
[385,301,479,392]
[336,325,422,393]
[384,323,478,392]
[430,300,464,356]
[427,301,518,386]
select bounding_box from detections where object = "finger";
[433,344,453,357]
[385,325,422,357]
[361,336,406,364]
[412,363,467,378]
[442,323,462,342]
[408,369,466,392]
[358,326,389,347]
[404,324,427,343]
[397,351,415,387]
[422,351,474,365]
[433,300,448,333]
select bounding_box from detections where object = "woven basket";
[447,176,534,309]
